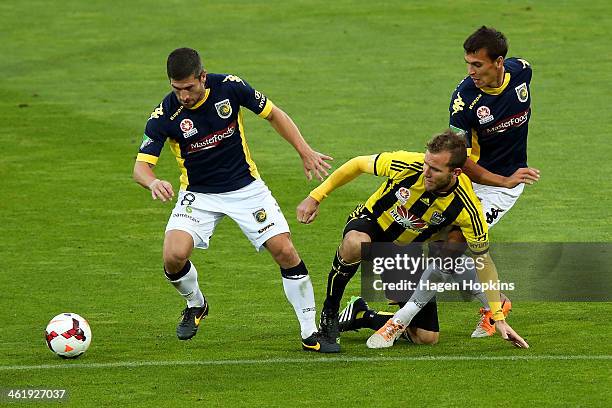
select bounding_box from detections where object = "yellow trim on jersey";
[168,139,189,190]
[237,110,260,179]
[469,129,481,163]
[258,99,275,118]
[136,153,159,165]
[187,88,211,110]
[480,72,510,95]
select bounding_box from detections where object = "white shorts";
[472,182,525,227]
[165,179,290,252]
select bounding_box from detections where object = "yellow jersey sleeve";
[309,155,374,202]
[373,151,425,180]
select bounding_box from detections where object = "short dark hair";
[426,129,467,169]
[463,26,508,61]
[166,48,204,80]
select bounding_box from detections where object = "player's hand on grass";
[495,319,529,348]
[301,150,333,181]
[297,196,320,224]
[505,167,540,188]
[148,179,175,202]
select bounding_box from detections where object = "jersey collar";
[480,72,511,95]
[434,178,459,197]
[188,88,211,110]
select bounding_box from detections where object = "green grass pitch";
[1,0,611,406]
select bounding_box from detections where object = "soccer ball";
[45,313,92,358]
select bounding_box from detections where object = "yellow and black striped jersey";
[365,151,489,254]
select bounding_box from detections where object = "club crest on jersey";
[515,82,529,103]
[395,187,411,204]
[253,209,267,223]
[390,205,427,232]
[429,211,446,225]
[476,105,494,124]
[180,119,198,138]
[215,99,232,119]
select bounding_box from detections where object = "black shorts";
[407,300,439,332]
[344,205,439,333]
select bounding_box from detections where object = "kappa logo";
[469,94,482,110]
[222,75,245,84]
[215,99,232,119]
[253,209,267,223]
[257,222,275,234]
[180,118,198,138]
[477,105,494,124]
[515,82,529,103]
[451,92,465,115]
[395,187,411,204]
[149,103,164,120]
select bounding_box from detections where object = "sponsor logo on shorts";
[180,119,198,138]
[188,121,236,153]
[390,205,427,232]
[395,187,411,204]
[172,213,200,223]
[180,193,196,206]
[515,82,529,102]
[485,207,505,225]
[185,206,193,214]
[253,209,267,223]
[484,109,529,135]
[477,105,494,124]
[215,99,232,119]
[257,222,275,234]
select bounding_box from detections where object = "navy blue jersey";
[137,73,275,193]
[449,58,532,177]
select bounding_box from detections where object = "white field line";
[1,355,610,371]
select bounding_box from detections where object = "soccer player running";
[297,130,529,350]
[447,26,540,337]
[133,48,337,352]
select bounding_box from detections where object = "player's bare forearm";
[133,160,174,202]
[133,160,158,189]
[266,106,332,181]
[462,159,507,187]
[463,159,540,188]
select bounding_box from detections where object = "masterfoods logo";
[485,109,530,134]
[188,121,236,153]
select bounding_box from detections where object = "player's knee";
[266,234,300,268]
[412,330,439,345]
[163,234,193,272]
[340,231,370,263]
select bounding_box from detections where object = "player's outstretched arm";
[495,319,530,348]
[296,155,374,224]
[265,106,332,181]
[133,161,175,202]
[463,158,540,188]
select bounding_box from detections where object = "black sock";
[322,250,360,314]
[366,311,395,330]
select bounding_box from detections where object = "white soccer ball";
[45,313,92,358]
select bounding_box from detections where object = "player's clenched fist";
[296,196,320,224]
